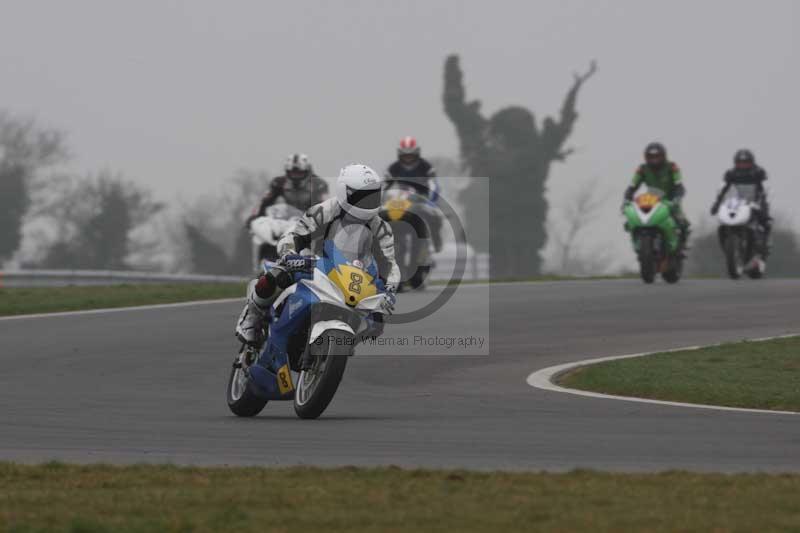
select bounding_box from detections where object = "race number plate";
[276,364,294,395]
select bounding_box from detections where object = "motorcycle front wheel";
[294,330,352,419]
[724,234,743,280]
[637,234,657,284]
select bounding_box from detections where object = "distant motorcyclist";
[624,142,690,247]
[710,149,772,256]
[251,153,329,219]
[385,136,443,252]
[236,164,400,346]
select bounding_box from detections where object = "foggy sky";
[1,0,797,267]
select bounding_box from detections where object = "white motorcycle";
[716,184,766,279]
[249,204,303,268]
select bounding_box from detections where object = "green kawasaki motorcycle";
[623,186,684,284]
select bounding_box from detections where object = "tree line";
[0,111,256,274]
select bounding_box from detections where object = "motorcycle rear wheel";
[293,330,352,419]
[227,352,269,417]
[662,257,683,284]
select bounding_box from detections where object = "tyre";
[408,265,430,290]
[293,329,352,419]
[724,234,743,280]
[662,257,683,284]
[638,234,657,284]
[406,213,432,291]
[746,258,764,279]
[392,223,411,283]
[227,353,268,417]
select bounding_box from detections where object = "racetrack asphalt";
[1,279,798,472]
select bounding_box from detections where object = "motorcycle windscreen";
[327,221,375,266]
[319,226,383,305]
[728,183,759,202]
[264,203,304,219]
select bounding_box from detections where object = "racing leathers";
[624,162,690,246]
[385,158,443,252]
[711,165,772,256]
[235,198,401,346]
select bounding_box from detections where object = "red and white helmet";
[397,136,421,157]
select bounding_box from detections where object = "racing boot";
[759,218,773,259]
[677,218,691,258]
[235,279,271,346]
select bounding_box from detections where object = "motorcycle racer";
[236,164,400,346]
[385,136,443,252]
[710,149,771,257]
[623,142,690,248]
[252,153,329,218]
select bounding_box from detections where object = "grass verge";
[0,277,635,315]
[1,463,799,532]
[0,283,246,317]
[559,336,800,412]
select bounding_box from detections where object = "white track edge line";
[0,297,243,321]
[526,333,800,416]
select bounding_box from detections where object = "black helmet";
[734,149,755,169]
[644,142,667,168]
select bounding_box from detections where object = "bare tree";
[0,111,67,263]
[31,171,162,269]
[175,168,270,274]
[547,177,613,275]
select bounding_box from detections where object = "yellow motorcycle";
[379,186,435,291]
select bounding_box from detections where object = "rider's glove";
[244,214,258,229]
[381,284,397,315]
[710,205,719,216]
[279,253,313,272]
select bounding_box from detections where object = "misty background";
[0,0,797,275]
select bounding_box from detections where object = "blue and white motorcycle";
[226,239,390,419]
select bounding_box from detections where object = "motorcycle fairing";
[718,196,754,226]
[624,202,680,253]
[249,282,319,400]
[247,239,387,400]
[316,240,384,289]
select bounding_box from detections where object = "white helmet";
[284,153,312,182]
[336,164,382,220]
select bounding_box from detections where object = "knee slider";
[253,268,295,300]
[254,275,275,300]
